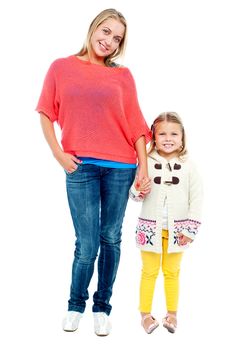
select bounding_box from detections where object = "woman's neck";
[78,53,106,66]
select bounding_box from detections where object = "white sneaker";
[93,312,111,336]
[62,311,83,332]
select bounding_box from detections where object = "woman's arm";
[40,113,81,173]
[135,135,150,185]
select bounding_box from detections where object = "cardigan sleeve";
[184,161,203,240]
[129,184,145,202]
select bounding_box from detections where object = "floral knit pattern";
[136,218,156,246]
[174,219,201,239]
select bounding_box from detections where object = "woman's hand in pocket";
[55,151,82,173]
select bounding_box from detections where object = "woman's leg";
[66,164,101,313]
[92,167,136,315]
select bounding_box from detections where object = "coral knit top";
[36,55,151,164]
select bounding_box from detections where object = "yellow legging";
[140,230,183,313]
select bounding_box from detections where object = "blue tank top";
[78,157,137,169]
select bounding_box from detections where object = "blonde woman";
[130,112,203,334]
[36,8,151,336]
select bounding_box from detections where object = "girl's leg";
[92,167,136,315]
[162,234,183,332]
[161,237,183,313]
[140,251,161,332]
[140,251,161,313]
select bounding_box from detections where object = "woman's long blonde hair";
[148,112,187,157]
[77,8,127,66]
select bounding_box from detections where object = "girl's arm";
[129,176,151,202]
[179,162,203,245]
[40,113,81,173]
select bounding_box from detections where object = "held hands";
[135,165,151,197]
[134,176,151,197]
[177,234,193,246]
[55,151,82,173]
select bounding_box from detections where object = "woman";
[36,8,151,336]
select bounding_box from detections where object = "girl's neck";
[157,150,179,161]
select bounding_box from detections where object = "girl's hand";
[177,234,193,246]
[55,151,82,173]
[136,165,151,194]
[134,175,151,195]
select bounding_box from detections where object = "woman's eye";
[102,29,109,34]
[114,37,121,43]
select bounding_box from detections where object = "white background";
[0,0,232,348]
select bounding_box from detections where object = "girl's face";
[155,121,183,159]
[90,18,125,61]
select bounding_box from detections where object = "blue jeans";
[66,164,136,315]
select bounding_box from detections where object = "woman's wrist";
[53,147,64,161]
[137,163,148,178]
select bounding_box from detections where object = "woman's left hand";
[135,176,151,194]
[136,167,151,194]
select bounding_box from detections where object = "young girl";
[130,112,202,334]
[36,8,151,336]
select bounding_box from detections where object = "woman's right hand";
[40,114,82,173]
[55,151,82,173]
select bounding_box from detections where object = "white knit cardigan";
[130,151,203,253]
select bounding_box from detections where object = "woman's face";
[90,18,125,59]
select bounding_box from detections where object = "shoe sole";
[163,324,176,333]
[63,328,78,332]
[146,323,159,334]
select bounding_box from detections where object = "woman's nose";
[105,36,113,46]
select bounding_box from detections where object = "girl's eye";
[102,28,109,34]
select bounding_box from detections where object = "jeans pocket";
[65,164,82,176]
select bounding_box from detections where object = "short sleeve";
[122,69,151,144]
[35,61,59,122]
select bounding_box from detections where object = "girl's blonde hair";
[77,8,127,67]
[148,112,187,157]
